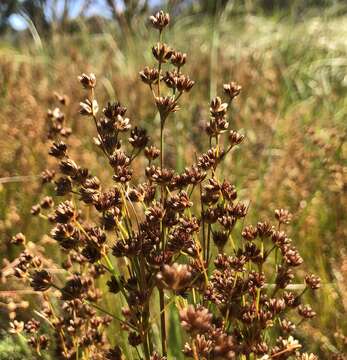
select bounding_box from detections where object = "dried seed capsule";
[140,67,160,85]
[179,305,212,333]
[107,276,120,294]
[155,96,179,119]
[284,247,303,267]
[61,275,87,300]
[176,74,195,93]
[24,319,40,333]
[129,127,149,149]
[30,270,52,291]
[212,231,229,252]
[223,81,241,100]
[78,73,96,89]
[41,169,55,184]
[9,320,24,334]
[149,10,170,31]
[210,97,228,118]
[228,130,245,146]
[156,263,192,290]
[105,346,122,360]
[305,274,321,290]
[55,177,72,196]
[171,51,187,68]
[103,101,127,119]
[275,208,293,224]
[49,141,67,158]
[11,233,26,245]
[242,225,258,241]
[152,43,173,63]
[144,145,160,160]
[298,304,316,319]
[79,99,98,116]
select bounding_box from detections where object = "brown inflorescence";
[4,9,321,360]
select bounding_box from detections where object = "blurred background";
[0,0,346,358]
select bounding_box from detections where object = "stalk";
[159,114,167,356]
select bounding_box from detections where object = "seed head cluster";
[4,9,320,360]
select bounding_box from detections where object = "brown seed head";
[79,99,98,116]
[30,270,52,292]
[140,67,160,85]
[129,127,149,149]
[176,74,195,93]
[55,177,72,196]
[105,346,122,360]
[41,169,56,184]
[223,81,241,100]
[275,208,293,224]
[284,247,303,267]
[163,70,179,89]
[78,73,96,89]
[242,225,258,241]
[257,221,273,238]
[155,96,179,120]
[281,318,296,333]
[59,158,79,177]
[49,141,67,158]
[298,304,316,319]
[53,200,75,223]
[150,10,170,31]
[213,230,229,251]
[115,115,131,132]
[213,333,236,359]
[9,320,24,334]
[144,145,160,160]
[40,196,54,209]
[171,51,187,67]
[24,319,40,333]
[210,97,228,118]
[11,233,26,245]
[103,101,127,119]
[152,43,173,63]
[228,130,245,146]
[61,275,87,300]
[304,274,321,290]
[157,263,192,290]
[179,305,212,334]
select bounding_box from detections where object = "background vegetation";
[0,0,346,358]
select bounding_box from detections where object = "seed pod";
[149,10,170,31]
[30,270,52,292]
[223,81,241,100]
[78,73,96,89]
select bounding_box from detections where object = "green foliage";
[0,331,30,360]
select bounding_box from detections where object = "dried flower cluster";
[5,10,321,360]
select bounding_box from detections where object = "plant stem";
[207,224,211,263]
[159,289,167,356]
[160,122,164,171]
[158,92,167,357]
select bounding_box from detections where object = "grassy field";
[0,4,346,359]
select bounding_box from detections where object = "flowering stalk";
[5,9,321,360]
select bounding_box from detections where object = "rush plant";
[7,10,320,360]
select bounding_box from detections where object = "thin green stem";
[159,289,167,356]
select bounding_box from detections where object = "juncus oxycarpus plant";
[6,10,320,360]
